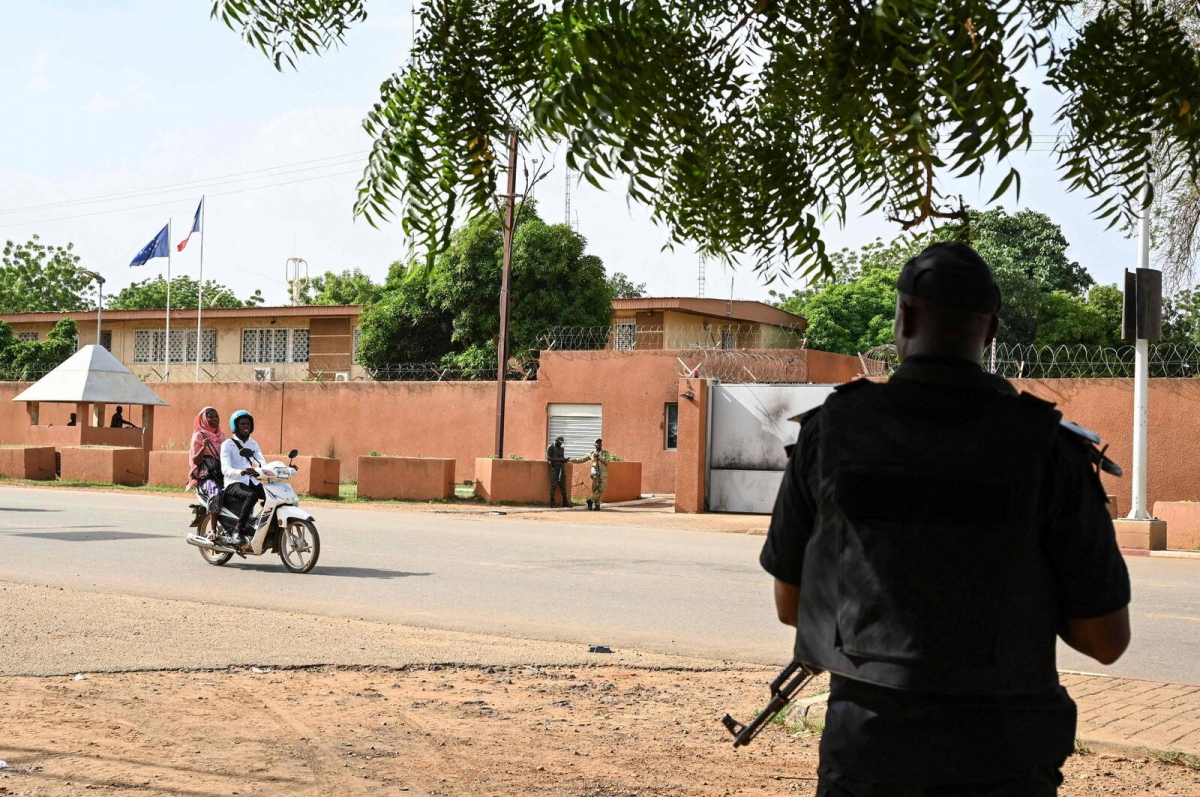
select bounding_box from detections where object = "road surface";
[0,486,1195,683]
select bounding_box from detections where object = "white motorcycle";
[185,448,321,574]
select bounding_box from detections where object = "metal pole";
[196,196,205,381]
[96,280,103,345]
[1128,181,1152,520]
[494,130,519,459]
[165,219,172,381]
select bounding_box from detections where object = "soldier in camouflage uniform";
[571,438,612,510]
[546,435,569,507]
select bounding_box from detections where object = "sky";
[0,0,1149,307]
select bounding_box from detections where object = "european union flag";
[130,224,170,267]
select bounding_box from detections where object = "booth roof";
[11,345,169,406]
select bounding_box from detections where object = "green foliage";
[109,275,262,310]
[1034,286,1123,347]
[0,236,95,312]
[772,207,1105,352]
[214,0,1200,281]
[297,269,384,306]
[358,202,613,370]
[0,318,79,378]
[607,272,647,299]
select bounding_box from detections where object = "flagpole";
[195,197,205,381]
[165,219,172,381]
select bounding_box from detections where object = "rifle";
[720,659,815,748]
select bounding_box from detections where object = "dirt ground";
[2,666,1198,797]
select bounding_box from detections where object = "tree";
[0,236,94,312]
[1033,286,1123,348]
[607,272,647,299]
[771,208,1102,352]
[216,1,1200,280]
[0,318,79,378]
[108,275,264,310]
[358,203,614,371]
[298,269,384,306]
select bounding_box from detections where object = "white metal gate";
[547,403,603,459]
[707,383,836,514]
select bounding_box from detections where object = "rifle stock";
[720,660,815,748]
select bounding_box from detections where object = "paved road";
[0,487,1195,683]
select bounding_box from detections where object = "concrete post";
[673,377,710,513]
[26,401,38,426]
[141,405,155,481]
[92,403,106,429]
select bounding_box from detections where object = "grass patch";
[1149,749,1200,771]
[1074,738,1093,756]
[0,476,181,494]
[770,709,823,738]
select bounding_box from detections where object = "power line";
[0,168,364,230]
[0,151,368,216]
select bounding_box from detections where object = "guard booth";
[13,345,169,478]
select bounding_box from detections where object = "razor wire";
[859,343,1200,379]
[537,323,806,351]
[674,350,810,383]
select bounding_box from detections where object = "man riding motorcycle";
[220,409,265,540]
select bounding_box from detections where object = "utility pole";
[495,130,519,458]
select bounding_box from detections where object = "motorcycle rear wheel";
[279,519,320,574]
[196,515,234,566]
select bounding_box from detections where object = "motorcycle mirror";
[239,447,254,459]
[287,449,299,459]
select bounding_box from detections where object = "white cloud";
[81,71,155,115]
[22,49,51,92]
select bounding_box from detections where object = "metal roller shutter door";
[547,404,603,459]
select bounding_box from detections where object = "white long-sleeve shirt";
[221,437,263,486]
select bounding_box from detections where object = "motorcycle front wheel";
[196,515,233,566]
[279,519,320,574]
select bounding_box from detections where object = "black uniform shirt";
[760,356,1131,785]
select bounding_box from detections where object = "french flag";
[177,197,203,252]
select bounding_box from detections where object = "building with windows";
[606,297,805,351]
[0,305,361,381]
[0,296,804,381]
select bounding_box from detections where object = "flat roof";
[611,297,806,329]
[0,305,361,324]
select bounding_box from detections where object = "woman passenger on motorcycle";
[221,410,265,538]
[187,406,225,502]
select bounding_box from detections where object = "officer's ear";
[984,313,999,346]
[895,296,919,339]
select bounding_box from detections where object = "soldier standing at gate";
[546,435,569,507]
[572,438,612,510]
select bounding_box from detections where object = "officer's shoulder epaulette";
[1058,418,1124,477]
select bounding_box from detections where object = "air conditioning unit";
[254,367,274,382]
[334,372,350,382]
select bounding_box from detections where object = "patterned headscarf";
[190,406,225,463]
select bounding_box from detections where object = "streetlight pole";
[80,270,106,347]
[494,130,519,459]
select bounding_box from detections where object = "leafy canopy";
[0,237,95,312]
[0,318,79,379]
[358,202,614,371]
[296,268,385,306]
[108,275,264,310]
[214,0,1200,280]
[773,207,1110,353]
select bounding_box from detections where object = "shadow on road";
[0,507,61,512]
[227,563,434,580]
[10,530,174,542]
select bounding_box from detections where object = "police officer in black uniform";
[760,241,1132,796]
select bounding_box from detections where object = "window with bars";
[241,328,308,364]
[352,326,361,364]
[133,329,216,363]
[99,331,112,351]
[613,321,637,351]
[17,332,38,343]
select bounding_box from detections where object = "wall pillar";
[674,377,710,513]
[26,401,38,426]
[92,403,106,428]
[76,402,90,427]
[141,405,156,479]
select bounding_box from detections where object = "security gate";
[707,383,836,514]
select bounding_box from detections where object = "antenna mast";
[286,257,309,306]
[698,254,706,298]
[565,168,573,229]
